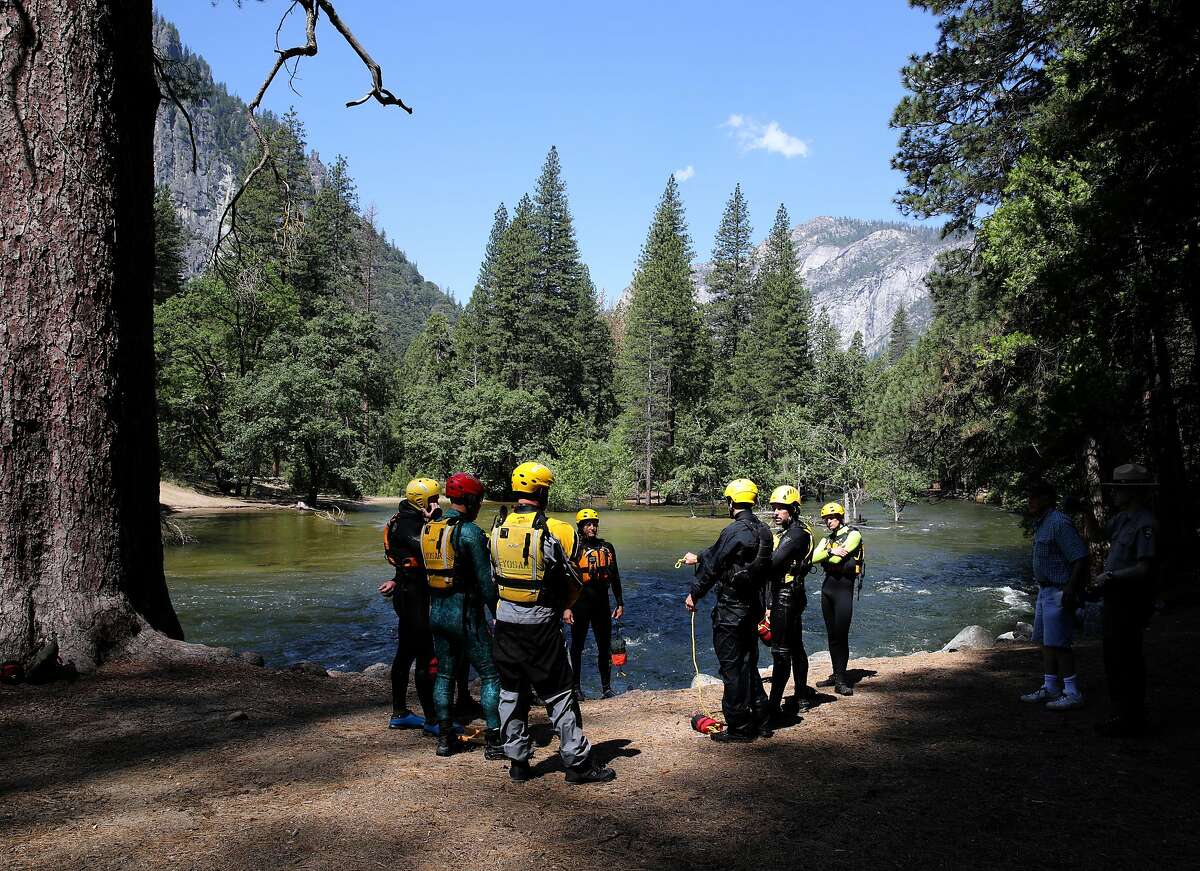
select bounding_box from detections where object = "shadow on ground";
[3,610,1199,870]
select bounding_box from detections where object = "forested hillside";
[152,15,452,354]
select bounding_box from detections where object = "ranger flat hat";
[1103,463,1157,487]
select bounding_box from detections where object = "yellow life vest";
[421,518,460,590]
[489,510,576,604]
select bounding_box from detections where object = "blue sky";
[157,1,941,304]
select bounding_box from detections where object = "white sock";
[1044,674,1062,692]
[1062,674,1079,696]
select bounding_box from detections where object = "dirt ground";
[3,612,1199,871]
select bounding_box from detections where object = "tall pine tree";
[616,176,710,502]
[888,304,912,363]
[707,184,756,360]
[457,202,508,386]
[752,204,812,412]
[491,195,542,391]
[530,146,613,419]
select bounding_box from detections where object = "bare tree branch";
[214,0,411,266]
[153,51,199,174]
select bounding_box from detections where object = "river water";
[165,500,1034,694]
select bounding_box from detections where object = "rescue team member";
[764,486,815,721]
[380,478,441,732]
[1086,464,1158,737]
[568,509,625,701]
[682,479,774,742]
[1019,480,1088,711]
[423,473,505,759]
[489,462,616,784]
[811,502,864,697]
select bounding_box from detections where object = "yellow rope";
[690,609,720,724]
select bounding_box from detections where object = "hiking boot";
[435,721,457,757]
[388,711,424,730]
[1045,691,1084,711]
[834,682,854,697]
[710,729,755,744]
[484,728,507,761]
[601,686,617,699]
[509,758,532,783]
[1020,686,1062,703]
[816,675,837,688]
[565,758,617,784]
[573,684,587,703]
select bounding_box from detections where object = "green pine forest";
[155,0,1200,561]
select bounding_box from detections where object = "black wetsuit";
[385,502,437,721]
[768,520,813,711]
[569,538,624,691]
[690,509,773,736]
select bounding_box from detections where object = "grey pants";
[498,685,590,767]
[493,618,592,768]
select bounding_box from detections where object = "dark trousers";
[569,590,613,689]
[821,575,855,680]
[1102,587,1152,724]
[769,584,808,709]
[391,580,436,720]
[712,600,768,734]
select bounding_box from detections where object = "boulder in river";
[239,651,265,667]
[941,626,995,652]
[362,662,392,681]
[690,673,722,688]
[996,631,1019,642]
[288,660,328,676]
[1016,621,1033,639]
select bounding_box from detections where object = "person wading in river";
[489,462,616,784]
[764,485,816,722]
[682,479,774,742]
[810,502,865,697]
[567,509,625,702]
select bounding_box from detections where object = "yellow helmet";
[769,485,802,507]
[723,478,759,505]
[511,461,555,494]
[405,477,441,511]
[576,508,600,524]
[819,501,845,518]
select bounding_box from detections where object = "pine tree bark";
[1,0,183,671]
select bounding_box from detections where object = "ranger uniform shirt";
[1104,507,1157,575]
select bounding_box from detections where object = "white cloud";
[724,115,809,159]
[673,165,696,182]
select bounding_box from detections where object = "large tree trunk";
[0,0,183,671]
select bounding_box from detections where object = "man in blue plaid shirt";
[1021,480,1090,710]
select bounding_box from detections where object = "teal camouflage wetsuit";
[429,507,501,729]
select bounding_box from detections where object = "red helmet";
[444,472,485,502]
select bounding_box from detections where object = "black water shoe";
[834,683,854,697]
[435,721,457,757]
[509,758,532,783]
[601,686,617,699]
[565,759,617,784]
[816,675,837,688]
[484,728,507,761]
